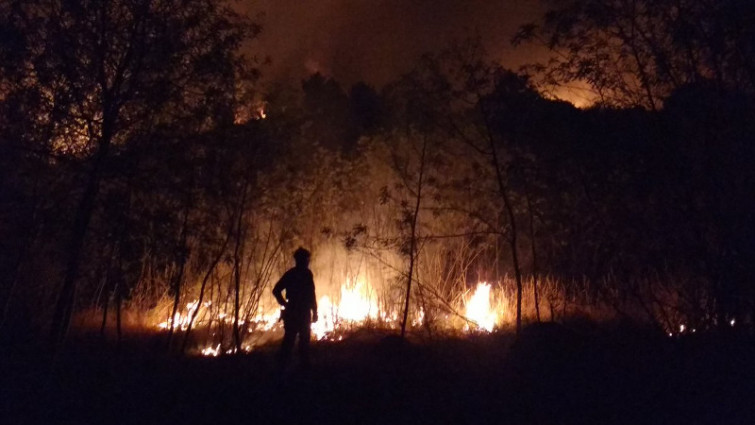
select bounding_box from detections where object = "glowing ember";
[465,283,498,332]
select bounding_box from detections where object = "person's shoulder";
[280,268,297,279]
[294,267,313,279]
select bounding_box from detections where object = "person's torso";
[283,267,313,312]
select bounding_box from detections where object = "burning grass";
[77,266,736,358]
[139,276,602,356]
[126,279,510,355]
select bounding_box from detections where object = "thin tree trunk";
[49,132,111,350]
[527,194,541,323]
[480,105,524,337]
[416,266,433,338]
[99,289,110,337]
[99,242,117,338]
[182,233,231,354]
[115,281,122,345]
[114,243,127,347]
[115,165,135,347]
[232,184,248,353]
[400,137,428,339]
[242,238,282,325]
[167,203,191,350]
[501,185,524,337]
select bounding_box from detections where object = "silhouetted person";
[273,247,318,368]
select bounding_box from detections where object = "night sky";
[243,0,546,87]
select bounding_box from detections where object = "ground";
[2,323,753,424]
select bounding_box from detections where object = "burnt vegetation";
[1,0,754,424]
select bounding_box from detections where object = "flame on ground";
[157,281,504,356]
[464,283,499,332]
[312,279,390,340]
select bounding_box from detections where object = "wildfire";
[157,281,503,356]
[464,283,498,332]
[312,295,336,340]
[157,300,278,334]
[336,279,380,321]
[312,279,385,340]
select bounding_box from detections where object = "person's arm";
[272,273,288,307]
[309,271,318,322]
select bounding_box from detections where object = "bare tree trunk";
[99,242,117,338]
[481,107,524,337]
[416,269,434,338]
[114,243,128,348]
[99,289,110,337]
[502,188,524,337]
[115,281,122,345]
[182,232,231,354]
[400,137,428,339]
[167,203,191,350]
[232,184,248,353]
[242,233,282,325]
[49,132,111,350]
[527,194,541,323]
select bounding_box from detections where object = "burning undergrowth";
[75,237,733,356]
[152,279,510,356]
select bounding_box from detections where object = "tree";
[301,73,359,153]
[515,0,755,109]
[392,43,539,336]
[0,0,257,349]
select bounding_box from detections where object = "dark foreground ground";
[1,323,753,425]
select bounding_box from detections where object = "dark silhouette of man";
[272,247,318,367]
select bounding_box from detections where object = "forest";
[1,1,754,423]
[2,0,754,351]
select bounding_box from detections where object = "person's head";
[293,247,310,268]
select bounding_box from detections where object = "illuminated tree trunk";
[231,184,249,354]
[167,202,191,350]
[182,233,231,354]
[400,137,428,339]
[241,228,281,329]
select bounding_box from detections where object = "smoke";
[243,0,545,87]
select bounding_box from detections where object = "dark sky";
[243,0,547,87]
